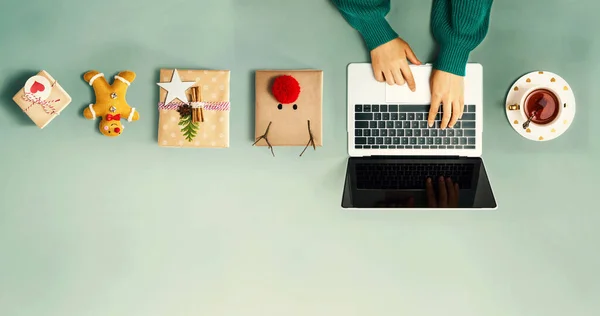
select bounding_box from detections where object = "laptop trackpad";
[356,190,428,208]
[385,72,431,104]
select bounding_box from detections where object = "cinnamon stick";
[194,86,204,123]
[190,86,203,123]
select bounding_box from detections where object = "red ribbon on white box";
[21,92,61,115]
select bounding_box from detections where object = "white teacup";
[508,86,564,127]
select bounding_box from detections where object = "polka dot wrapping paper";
[157,69,230,148]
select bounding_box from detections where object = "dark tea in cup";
[523,88,561,125]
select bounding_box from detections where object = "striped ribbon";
[21,92,60,115]
[158,101,230,111]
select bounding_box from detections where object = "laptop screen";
[341,157,497,209]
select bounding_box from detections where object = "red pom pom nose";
[272,75,301,104]
[114,127,121,133]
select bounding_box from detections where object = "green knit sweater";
[331,0,493,76]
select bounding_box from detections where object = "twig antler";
[299,120,316,157]
[253,121,275,157]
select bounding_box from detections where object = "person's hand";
[371,38,422,90]
[426,176,459,208]
[428,69,465,129]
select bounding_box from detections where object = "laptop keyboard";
[354,104,477,149]
[355,162,475,190]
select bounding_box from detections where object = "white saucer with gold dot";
[505,71,575,141]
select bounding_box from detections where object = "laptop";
[341,63,497,209]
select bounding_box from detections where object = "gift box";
[12,70,72,128]
[157,69,230,148]
[254,70,323,156]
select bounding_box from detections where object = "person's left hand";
[428,70,465,129]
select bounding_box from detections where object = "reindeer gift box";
[254,70,323,156]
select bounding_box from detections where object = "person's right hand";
[426,176,460,208]
[370,38,422,91]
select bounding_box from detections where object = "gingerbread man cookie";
[83,70,139,137]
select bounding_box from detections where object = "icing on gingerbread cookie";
[83,70,139,137]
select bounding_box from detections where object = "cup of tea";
[508,87,564,126]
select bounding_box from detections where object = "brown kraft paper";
[13,70,72,128]
[255,70,323,147]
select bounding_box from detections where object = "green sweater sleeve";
[330,0,399,51]
[431,0,493,76]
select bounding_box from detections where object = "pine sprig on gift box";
[178,114,199,142]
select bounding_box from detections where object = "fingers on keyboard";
[354,104,477,149]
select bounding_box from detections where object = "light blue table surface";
[1,0,598,315]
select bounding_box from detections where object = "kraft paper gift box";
[254,70,323,156]
[12,70,72,128]
[157,69,230,148]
